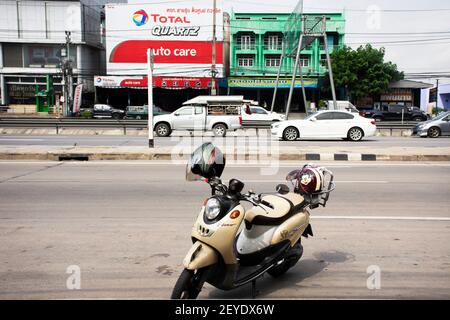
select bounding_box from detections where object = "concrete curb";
[0,150,449,162]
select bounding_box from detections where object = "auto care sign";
[106,0,224,78]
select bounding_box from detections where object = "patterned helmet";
[286,165,324,195]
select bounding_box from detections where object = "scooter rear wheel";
[171,269,202,299]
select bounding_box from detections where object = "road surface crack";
[0,162,64,183]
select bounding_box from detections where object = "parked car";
[153,96,243,137]
[271,110,377,141]
[362,105,428,122]
[125,105,169,119]
[92,104,125,119]
[326,100,359,113]
[241,106,285,124]
[413,111,450,138]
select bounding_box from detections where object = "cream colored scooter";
[171,144,334,299]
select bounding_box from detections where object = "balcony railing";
[231,66,323,76]
[263,44,283,51]
[235,43,257,50]
[319,44,340,52]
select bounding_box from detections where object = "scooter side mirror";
[229,178,244,194]
[276,184,290,195]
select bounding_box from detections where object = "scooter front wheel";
[171,269,204,299]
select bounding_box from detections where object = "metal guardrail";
[0,118,145,135]
[243,120,417,129]
[0,118,417,131]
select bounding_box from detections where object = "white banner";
[73,84,83,113]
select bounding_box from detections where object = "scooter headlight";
[205,198,221,220]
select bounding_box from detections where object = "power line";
[228,0,450,12]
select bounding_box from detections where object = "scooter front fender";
[183,241,218,270]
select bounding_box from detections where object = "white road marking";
[0,160,449,168]
[241,180,389,184]
[0,138,44,141]
[312,216,450,221]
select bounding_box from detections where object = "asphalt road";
[0,134,449,148]
[0,161,449,299]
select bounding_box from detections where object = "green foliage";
[324,44,404,101]
[432,107,445,115]
[318,100,327,109]
[80,110,93,119]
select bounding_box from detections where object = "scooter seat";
[244,193,305,226]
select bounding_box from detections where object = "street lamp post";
[147,49,154,148]
[211,0,217,96]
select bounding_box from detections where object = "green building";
[228,12,345,113]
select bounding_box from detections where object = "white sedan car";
[242,106,285,123]
[271,110,377,141]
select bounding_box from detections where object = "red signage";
[118,76,212,89]
[109,40,223,64]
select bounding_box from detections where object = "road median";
[0,145,449,162]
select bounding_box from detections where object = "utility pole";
[285,16,306,120]
[322,16,337,111]
[436,78,439,113]
[147,49,154,148]
[271,40,285,112]
[62,31,73,117]
[211,0,217,95]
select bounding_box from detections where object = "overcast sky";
[221,0,450,84]
[127,0,450,84]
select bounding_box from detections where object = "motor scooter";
[171,143,335,299]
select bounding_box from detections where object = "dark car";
[92,104,125,119]
[367,105,428,122]
[125,105,169,119]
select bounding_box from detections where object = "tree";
[324,44,404,102]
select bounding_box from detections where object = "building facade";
[228,12,345,113]
[354,80,434,111]
[421,82,450,112]
[0,0,125,108]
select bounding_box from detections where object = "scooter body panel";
[271,210,310,246]
[236,224,277,255]
[183,241,219,270]
[191,204,245,265]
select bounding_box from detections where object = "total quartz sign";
[106,0,224,78]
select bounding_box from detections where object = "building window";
[3,44,23,67]
[24,44,76,68]
[237,33,255,50]
[320,55,328,68]
[238,56,255,67]
[300,57,309,68]
[265,56,280,67]
[264,33,282,50]
[268,36,279,50]
[2,43,77,68]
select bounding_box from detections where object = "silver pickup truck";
[153,96,243,137]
